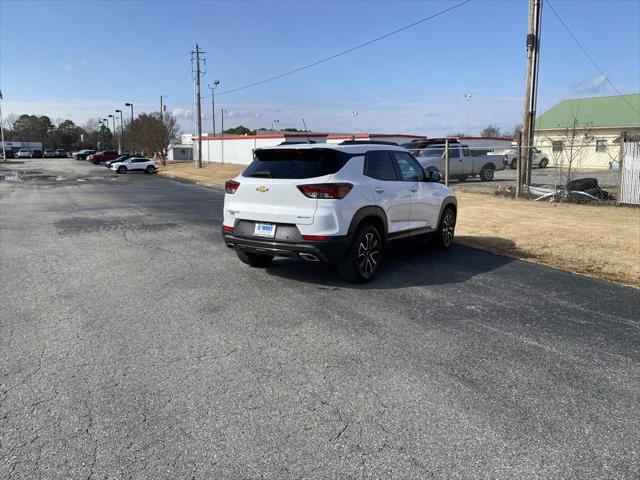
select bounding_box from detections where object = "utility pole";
[221,108,225,164]
[444,138,450,186]
[160,95,165,122]
[209,80,220,136]
[463,93,472,136]
[191,44,206,168]
[520,0,543,196]
[0,90,6,161]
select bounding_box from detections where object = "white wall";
[201,134,329,165]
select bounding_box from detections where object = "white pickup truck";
[489,147,549,170]
[402,141,504,182]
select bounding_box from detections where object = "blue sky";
[1,0,638,136]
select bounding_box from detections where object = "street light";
[124,102,134,124]
[272,119,280,131]
[209,80,220,136]
[108,115,116,149]
[115,109,124,153]
[463,93,472,136]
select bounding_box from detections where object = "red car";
[87,150,120,164]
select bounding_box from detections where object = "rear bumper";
[222,229,350,263]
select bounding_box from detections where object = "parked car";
[403,139,503,182]
[87,150,120,164]
[490,147,549,170]
[221,142,457,283]
[32,149,43,158]
[74,149,96,160]
[1,149,16,159]
[43,149,57,158]
[56,149,67,157]
[110,157,157,174]
[17,149,31,158]
[105,154,130,168]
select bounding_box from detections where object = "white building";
[196,132,329,165]
[1,141,44,154]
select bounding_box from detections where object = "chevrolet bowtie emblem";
[256,186,269,192]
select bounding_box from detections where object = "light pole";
[272,119,280,131]
[115,109,124,153]
[108,115,116,149]
[463,93,472,136]
[125,102,134,124]
[209,80,220,136]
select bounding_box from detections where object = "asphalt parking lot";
[1,158,639,479]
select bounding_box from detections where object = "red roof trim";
[197,133,329,141]
[326,134,428,140]
[456,136,514,141]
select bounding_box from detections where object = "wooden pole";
[444,138,450,186]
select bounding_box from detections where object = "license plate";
[253,223,276,238]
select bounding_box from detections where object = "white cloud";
[172,108,193,119]
[58,61,73,73]
[570,74,609,94]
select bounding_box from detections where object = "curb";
[157,172,225,191]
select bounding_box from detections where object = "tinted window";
[448,147,460,159]
[364,151,397,181]
[244,148,350,179]
[391,152,424,181]
[462,147,471,157]
[419,146,445,158]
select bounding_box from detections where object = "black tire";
[146,165,155,174]
[510,158,517,170]
[539,158,549,169]
[433,206,456,250]
[236,250,273,268]
[338,224,382,283]
[117,166,127,174]
[479,165,495,181]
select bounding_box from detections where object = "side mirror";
[428,170,442,183]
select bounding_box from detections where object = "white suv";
[222,142,457,282]
[110,157,157,174]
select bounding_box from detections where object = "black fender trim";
[436,196,458,228]
[347,206,388,239]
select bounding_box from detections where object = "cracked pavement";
[1,158,639,479]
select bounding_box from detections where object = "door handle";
[375,187,384,193]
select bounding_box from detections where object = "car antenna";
[302,118,310,143]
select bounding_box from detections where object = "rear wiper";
[249,171,272,178]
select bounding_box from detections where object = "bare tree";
[545,118,594,194]
[480,125,501,137]
[126,112,180,165]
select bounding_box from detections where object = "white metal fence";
[619,141,640,205]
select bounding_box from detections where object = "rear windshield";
[243,148,350,179]
[419,146,445,157]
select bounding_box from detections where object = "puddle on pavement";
[0,170,112,183]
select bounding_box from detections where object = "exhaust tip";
[299,253,320,262]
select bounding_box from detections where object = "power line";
[546,0,640,116]
[214,0,472,97]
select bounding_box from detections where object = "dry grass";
[157,162,640,287]
[455,191,640,287]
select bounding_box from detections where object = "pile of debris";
[529,177,615,203]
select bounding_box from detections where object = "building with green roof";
[534,94,640,168]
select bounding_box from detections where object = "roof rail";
[339,140,399,146]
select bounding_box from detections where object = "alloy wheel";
[357,232,380,277]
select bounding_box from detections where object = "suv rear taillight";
[297,183,352,199]
[225,180,240,194]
